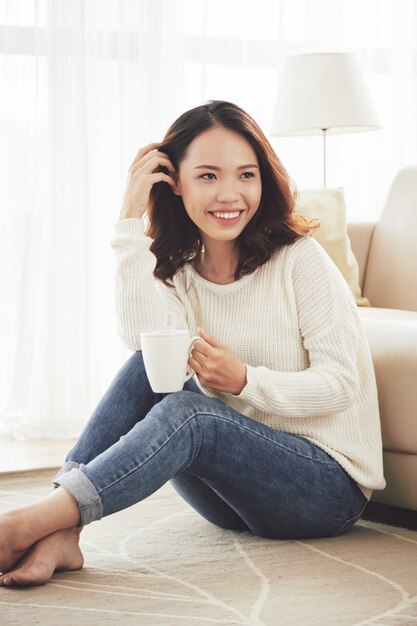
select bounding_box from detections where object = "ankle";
[0,508,38,550]
[2,490,81,547]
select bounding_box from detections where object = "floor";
[0,435,76,473]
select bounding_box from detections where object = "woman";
[0,100,385,587]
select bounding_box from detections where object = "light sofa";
[348,166,417,511]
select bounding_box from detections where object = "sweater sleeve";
[236,238,360,419]
[110,218,188,351]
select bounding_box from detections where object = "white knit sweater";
[111,218,386,499]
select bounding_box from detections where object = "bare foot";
[0,511,38,574]
[0,488,81,574]
[0,528,84,587]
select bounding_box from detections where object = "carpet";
[0,470,416,626]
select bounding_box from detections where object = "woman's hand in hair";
[189,328,247,396]
[119,142,177,220]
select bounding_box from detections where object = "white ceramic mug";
[140,330,200,393]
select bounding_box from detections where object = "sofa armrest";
[347,222,376,290]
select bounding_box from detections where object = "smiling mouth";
[208,210,244,220]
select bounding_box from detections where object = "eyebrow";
[193,164,259,171]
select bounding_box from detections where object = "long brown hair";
[147,100,317,286]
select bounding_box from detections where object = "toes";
[4,573,19,586]
[0,571,37,587]
[6,573,28,586]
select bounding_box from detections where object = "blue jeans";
[53,351,368,539]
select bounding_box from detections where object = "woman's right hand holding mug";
[119,143,177,220]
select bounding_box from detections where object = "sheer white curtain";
[1,0,416,439]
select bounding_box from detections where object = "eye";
[199,172,255,180]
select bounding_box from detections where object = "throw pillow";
[295,187,370,307]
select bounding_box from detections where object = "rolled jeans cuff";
[53,467,103,526]
[52,460,81,486]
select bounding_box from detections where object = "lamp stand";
[322,128,328,188]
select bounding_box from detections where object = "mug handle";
[184,335,200,381]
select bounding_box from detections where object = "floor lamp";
[270,53,381,188]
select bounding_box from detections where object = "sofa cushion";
[363,166,417,311]
[295,187,369,306]
[358,307,417,455]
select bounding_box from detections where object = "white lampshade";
[271,52,381,136]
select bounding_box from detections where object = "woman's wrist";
[119,208,145,221]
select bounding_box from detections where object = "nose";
[216,178,240,203]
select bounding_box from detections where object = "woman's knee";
[126,350,146,374]
[158,390,201,419]
[111,350,152,392]
[152,391,223,442]
[158,390,221,422]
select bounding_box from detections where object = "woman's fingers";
[189,340,210,367]
[130,153,176,175]
[141,172,176,188]
[191,339,211,358]
[198,328,224,348]
[189,351,207,369]
[130,142,161,167]
[119,172,173,220]
[188,355,201,372]
[130,144,176,175]
[119,145,177,220]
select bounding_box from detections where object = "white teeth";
[212,211,241,219]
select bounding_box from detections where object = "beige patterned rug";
[0,470,416,626]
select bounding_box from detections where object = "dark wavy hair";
[147,100,317,286]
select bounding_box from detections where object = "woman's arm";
[237,323,359,419]
[111,143,185,350]
[111,218,188,351]
[236,238,361,419]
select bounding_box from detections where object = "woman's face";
[173,126,262,246]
